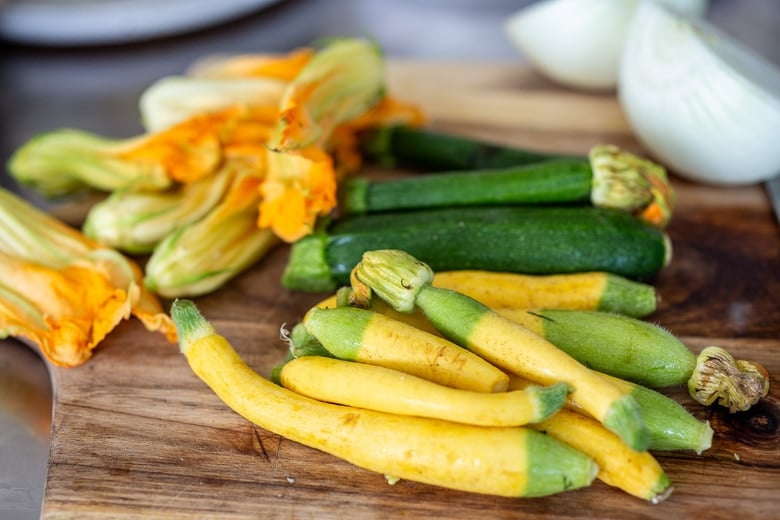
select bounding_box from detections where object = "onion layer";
[619,1,780,185]
[504,0,708,90]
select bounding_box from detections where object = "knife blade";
[766,175,780,226]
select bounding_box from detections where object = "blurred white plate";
[0,0,281,46]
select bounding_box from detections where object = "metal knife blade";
[766,175,780,226]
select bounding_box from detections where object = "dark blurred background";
[1,0,778,180]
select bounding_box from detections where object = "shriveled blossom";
[113,104,279,185]
[83,166,235,254]
[0,187,176,367]
[139,47,314,132]
[259,97,426,242]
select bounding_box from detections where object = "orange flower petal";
[1,190,177,367]
[119,106,275,185]
[120,111,228,184]
[259,147,336,242]
[191,47,314,80]
[0,253,134,367]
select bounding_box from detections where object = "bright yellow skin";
[493,308,545,335]
[532,410,671,503]
[358,312,509,393]
[432,271,609,311]
[185,333,539,496]
[507,375,670,502]
[467,312,627,429]
[304,305,509,393]
[339,298,635,433]
[313,296,638,443]
[280,356,562,426]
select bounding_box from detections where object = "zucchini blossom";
[140,47,316,132]
[8,105,270,198]
[187,47,314,80]
[0,188,176,367]
[140,76,287,132]
[144,170,278,298]
[83,166,234,254]
[259,38,425,242]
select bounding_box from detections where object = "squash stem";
[688,346,770,412]
[589,144,675,228]
[170,299,216,354]
[282,322,334,359]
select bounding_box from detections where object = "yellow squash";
[301,306,509,393]
[279,356,566,426]
[170,299,598,498]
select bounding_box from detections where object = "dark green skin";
[327,206,667,283]
[342,160,593,214]
[361,126,576,170]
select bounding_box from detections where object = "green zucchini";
[619,377,713,453]
[499,308,770,413]
[358,127,675,227]
[282,206,671,292]
[341,160,593,214]
[502,309,695,388]
[360,125,571,170]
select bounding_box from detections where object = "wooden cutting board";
[39,61,779,518]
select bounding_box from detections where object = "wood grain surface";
[39,61,779,519]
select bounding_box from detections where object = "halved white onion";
[504,0,708,90]
[619,1,780,185]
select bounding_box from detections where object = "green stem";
[599,274,658,317]
[628,381,714,453]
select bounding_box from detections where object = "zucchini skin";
[282,206,670,291]
[362,126,575,170]
[533,309,696,388]
[625,380,713,453]
[342,160,593,214]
